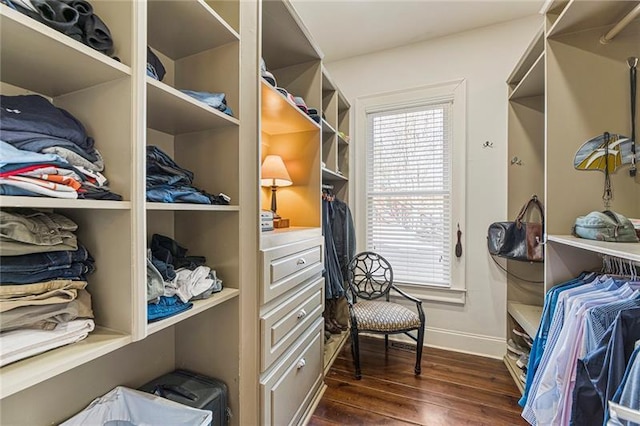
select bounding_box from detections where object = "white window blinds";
[366,101,452,287]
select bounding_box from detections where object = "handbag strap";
[516,195,545,225]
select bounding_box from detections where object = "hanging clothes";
[322,197,344,300]
[330,196,356,280]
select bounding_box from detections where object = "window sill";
[393,283,467,305]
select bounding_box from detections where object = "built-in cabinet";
[504,0,640,394]
[0,0,352,424]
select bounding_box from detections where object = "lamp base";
[273,217,290,228]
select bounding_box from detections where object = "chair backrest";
[347,252,393,301]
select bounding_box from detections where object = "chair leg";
[351,328,362,380]
[415,324,425,376]
[385,334,389,350]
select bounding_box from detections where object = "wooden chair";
[346,252,426,379]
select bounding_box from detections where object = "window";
[355,80,466,303]
[367,103,451,287]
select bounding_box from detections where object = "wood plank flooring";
[309,336,526,426]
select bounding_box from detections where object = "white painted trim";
[391,284,466,305]
[353,79,467,297]
[369,327,505,360]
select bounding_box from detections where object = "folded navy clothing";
[147,47,166,82]
[4,134,99,163]
[1,95,94,153]
[0,245,90,273]
[151,234,206,271]
[1,260,95,284]
[147,296,192,322]
[78,185,122,201]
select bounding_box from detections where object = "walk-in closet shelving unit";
[504,25,546,393]
[503,0,640,394]
[0,1,252,424]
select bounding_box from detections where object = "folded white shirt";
[0,319,95,367]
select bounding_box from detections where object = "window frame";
[353,80,467,304]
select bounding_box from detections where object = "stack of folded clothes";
[0,95,122,200]
[2,0,115,56]
[0,209,96,367]
[146,234,223,323]
[146,145,229,205]
[179,90,234,117]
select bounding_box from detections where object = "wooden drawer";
[261,237,323,304]
[261,277,324,371]
[261,318,324,426]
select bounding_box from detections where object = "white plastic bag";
[60,386,212,426]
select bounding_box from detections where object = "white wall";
[327,15,543,358]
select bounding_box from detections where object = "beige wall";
[326,15,543,358]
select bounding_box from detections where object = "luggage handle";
[154,384,198,402]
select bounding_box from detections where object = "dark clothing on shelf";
[151,234,206,271]
[147,47,166,81]
[179,90,234,116]
[1,95,94,154]
[9,0,114,56]
[331,197,356,280]
[1,260,95,284]
[0,246,89,272]
[322,199,345,300]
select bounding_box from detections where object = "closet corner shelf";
[147,0,238,60]
[546,0,639,38]
[323,329,349,375]
[261,227,322,249]
[321,119,336,135]
[507,301,542,338]
[547,235,640,263]
[322,167,348,182]
[146,203,239,212]
[0,196,131,210]
[147,78,240,135]
[261,80,321,136]
[146,288,239,336]
[509,52,545,101]
[0,5,131,97]
[0,327,131,400]
[503,354,525,395]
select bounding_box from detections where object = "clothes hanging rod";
[600,3,640,44]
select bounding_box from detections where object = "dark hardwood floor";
[309,336,527,426]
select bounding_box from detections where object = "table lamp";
[261,155,292,220]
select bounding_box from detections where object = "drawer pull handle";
[297,309,307,319]
[297,358,306,370]
[296,258,307,266]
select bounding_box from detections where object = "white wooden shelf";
[509,53,545,101]
[0,5,131,97]
[503,354,525,395]
[260,227,322,250]
[321,119,336,135]
[507,27,544,86]
[507,301,542,338]
[0,327,131,399]
[322,167,348,182]
[548,235,640,263]
[0,196,131,210]
[146,202,239,212]
[547,0,639,38]
[147,288,239,336]
[147,0,238,60]
[261,80,321,135]
[147,77,239,135]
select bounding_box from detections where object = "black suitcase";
[139,369,229,426]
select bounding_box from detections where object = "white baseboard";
[369,327,505,360]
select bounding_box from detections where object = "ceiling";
[290,1,545,62]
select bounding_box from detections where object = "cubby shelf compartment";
[507,301,543,338]
[547,0,640,38]
[147,0,238,59]
[0,327,131,399]
[261,80,320,135]
[0,197,131,210]
[507,27,544,89]
[322,167,347,182]
[548,235,640,263]
[0,5,131,97]
[322,119,336,135]
[146,288,239,336]
[509,53,545,101]
[503,354,525,395]
[146,203,239,212]
[147,78,239,135]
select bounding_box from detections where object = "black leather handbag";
[487,195,544,262]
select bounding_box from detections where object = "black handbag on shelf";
[487,195,544,262]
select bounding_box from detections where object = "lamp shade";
[261,155,292,187]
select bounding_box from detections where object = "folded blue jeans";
[0,246,89,272]
[1,261,94,284]
[147,296,192,322]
